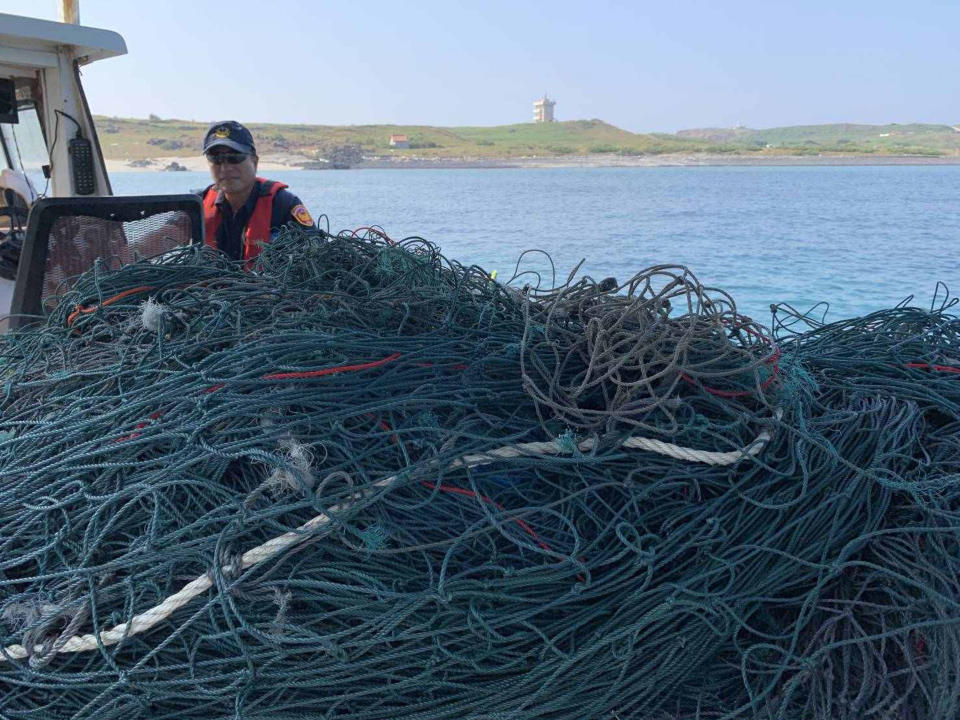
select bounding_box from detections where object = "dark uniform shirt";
[199,181,311,261]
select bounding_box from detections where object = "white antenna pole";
[59,0,80,24]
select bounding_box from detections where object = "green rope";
[0,224,957,719]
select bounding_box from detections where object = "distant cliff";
[95,116,960,164]
[675,123,960,156]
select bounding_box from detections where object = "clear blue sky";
[4,0,959,132]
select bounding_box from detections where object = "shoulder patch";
[291,204,314,227]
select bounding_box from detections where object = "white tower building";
[533,94,556,123]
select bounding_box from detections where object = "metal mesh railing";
[8,194,203,329]
[41,210,193,308]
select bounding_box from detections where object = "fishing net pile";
[1,225,959,719]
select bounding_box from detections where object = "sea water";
[109,165,960,323]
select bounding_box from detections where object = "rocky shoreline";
[355,153,960,169]
[106,152,960,173]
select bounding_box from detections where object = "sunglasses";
[206,152,251,165]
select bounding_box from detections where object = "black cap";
[203,120,256,155]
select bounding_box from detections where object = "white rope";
[1,416,777,663]
[451,424,775,468]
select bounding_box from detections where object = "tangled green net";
[0,225,958,719]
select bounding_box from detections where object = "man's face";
[207,148,258,195]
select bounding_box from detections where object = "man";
[200,120,314,265]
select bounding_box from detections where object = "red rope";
[67,286,156,327]
[904,363,960,374]
[114,411,163,443]
[375,417,556,556]
[117,353,402,442]
[422,481,552,552]
[681,323,781,398]
[263,352,401,380]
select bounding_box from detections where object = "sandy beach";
[105,155,303,174]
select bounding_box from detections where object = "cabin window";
[0,77,47,189]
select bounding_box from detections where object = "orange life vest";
[202,178,288,266]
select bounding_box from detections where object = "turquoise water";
[111,166,960,323]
